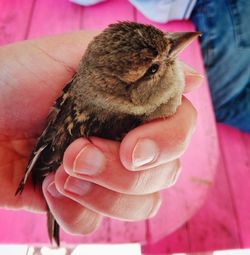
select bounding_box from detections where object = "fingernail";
[132,139,159,168]
[47,182,63,198]
[73,144,105,175]
[64,176,92,196]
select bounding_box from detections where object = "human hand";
[0,31,98,211]
[0,32,202,235]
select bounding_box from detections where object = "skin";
[0,31,203,235]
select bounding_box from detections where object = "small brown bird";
[15,22,199,245]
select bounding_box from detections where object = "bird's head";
[80,22,200,116]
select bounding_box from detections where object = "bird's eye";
[145,64,159,76]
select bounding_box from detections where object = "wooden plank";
[187,157,241,252]
[27,0,82,39]
[0,209,49,244]
[217,124,250,247]
[0,208,112,244]
[142,224,190,254]
[0,0,35,45]
[80,0,134,29]
[136,12,219,250]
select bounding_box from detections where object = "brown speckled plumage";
[15,21,200,246]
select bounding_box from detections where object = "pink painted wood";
[143,124,250,254]
[0,0,35,45]
[27,0,82,38]
[143,125,250,253]
[142,224,190,254]
[186,158,241,252]
[217,124,250,247]
[0,0,223,251]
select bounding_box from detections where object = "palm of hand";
[0,32,94,211]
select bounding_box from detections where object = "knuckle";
[63,210,101,235]
[130,171,150,194]
[157,160,181,189]
[127,160,182,195]
[174,117,195,156]
[167,159,181,187]
[104,192,123,216]
[148,192,161,218]
[185,98,197,133]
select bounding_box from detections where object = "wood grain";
[187,157,241,251]
[0,0,35,45]
[142,224,190,254]
[217,124,250,247]
[27,0,82,39]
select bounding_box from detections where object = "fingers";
[63,138,181,194]
[42,69,198,228]
[180,61,204,93]
[43,174,101,235]
[54,166,161,221]
[120,97,197,171]
[61,98,195,195]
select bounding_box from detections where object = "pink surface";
[216,125,250,247]
[143,124,250,254]
[0,0,250,253]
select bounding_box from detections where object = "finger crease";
[31,44,76,75]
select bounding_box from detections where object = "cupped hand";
[0,32,203,235]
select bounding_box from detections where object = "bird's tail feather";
[15,144,48,196]
[47,207,60,246]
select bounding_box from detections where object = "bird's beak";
[165,32,201,58]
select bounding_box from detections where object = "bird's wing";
[15,74,78,195]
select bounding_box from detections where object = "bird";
[15,21,200,246]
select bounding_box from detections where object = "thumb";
[120,97,197,171]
